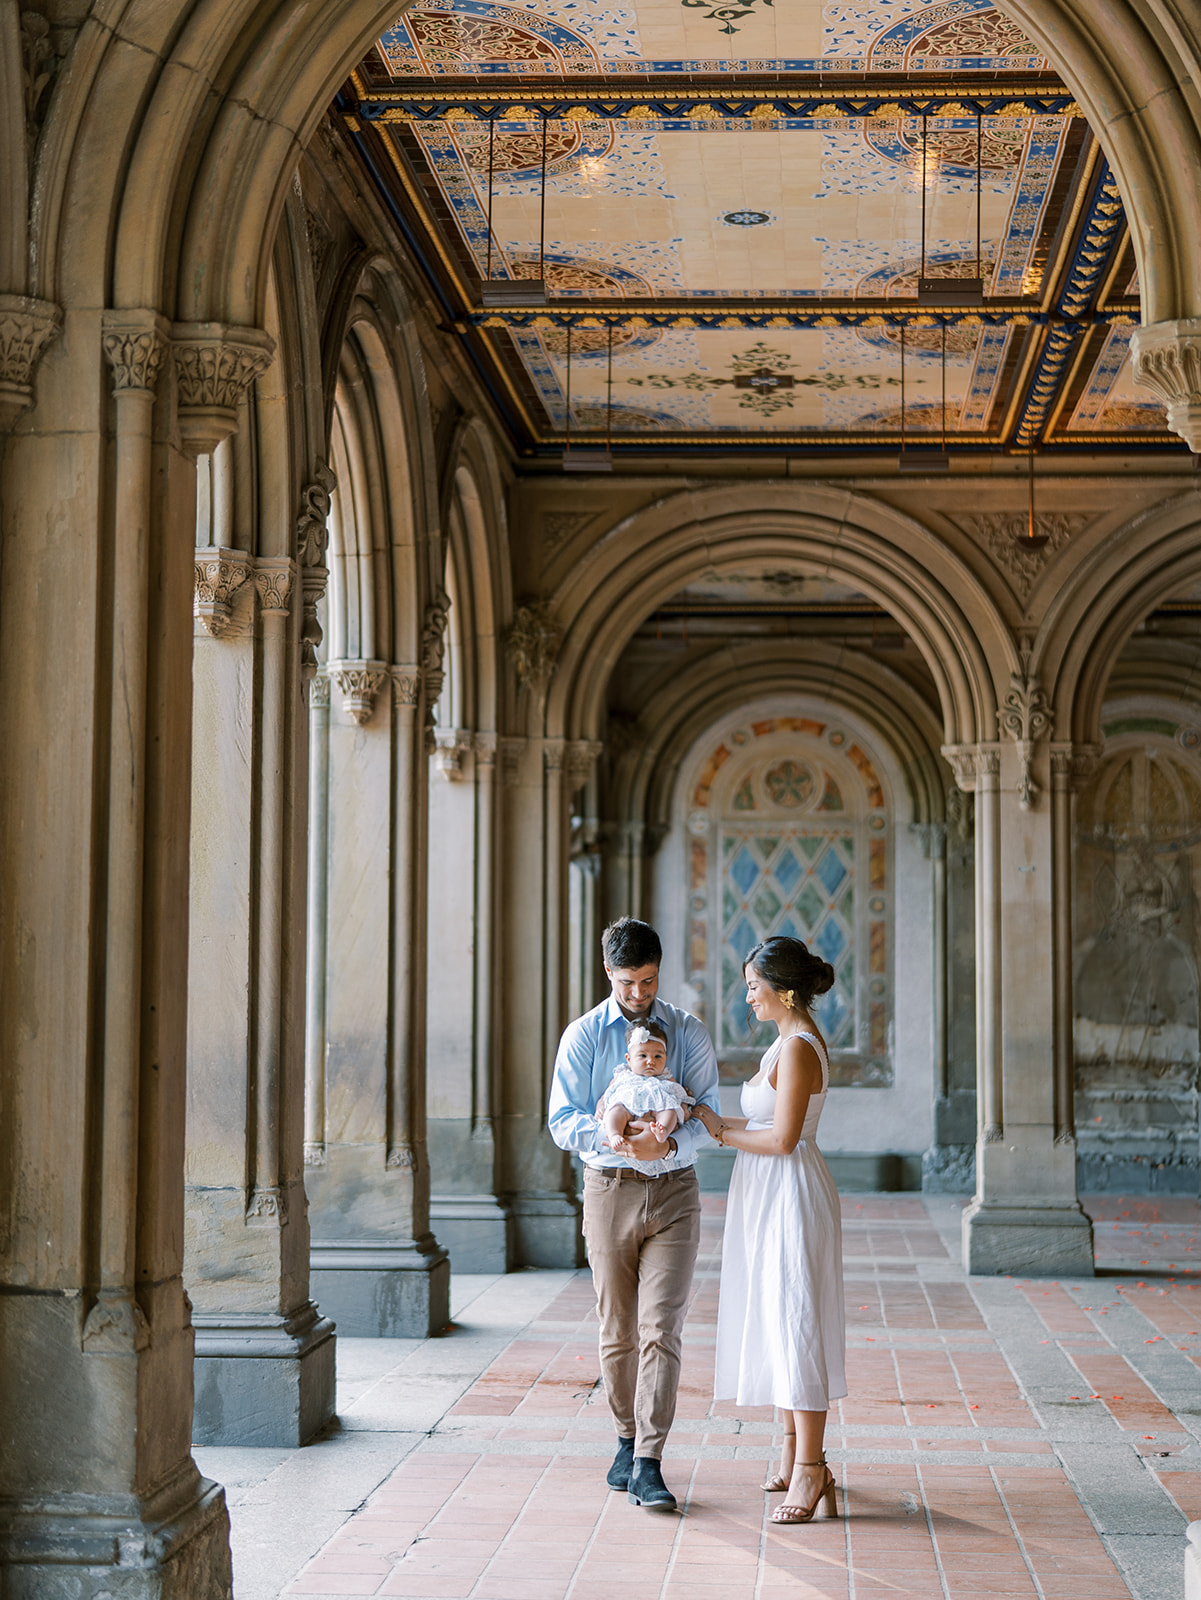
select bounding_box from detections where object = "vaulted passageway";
[9,0,1201,1594]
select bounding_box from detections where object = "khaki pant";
[582,1166,701,1459]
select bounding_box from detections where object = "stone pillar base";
[962,1200,1095,1276]
[309,1236,450,1337]
[922,1144,976,1193]
[430,1195,514,1273]
[192,1301,336,1447]
[510,1192,584,1268]
[1,1470,232,1600]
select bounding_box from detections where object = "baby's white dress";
[604,1065,693,1118]
[713,1031,847,1411]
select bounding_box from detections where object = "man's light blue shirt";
[547,994,720,1172]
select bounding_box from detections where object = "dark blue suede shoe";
[628,1456,677,1509]
[606,1436,636,1490]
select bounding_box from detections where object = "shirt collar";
[601,993,668,1029]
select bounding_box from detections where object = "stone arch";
[995,0,1201,323]
[545,485,1007,749]
[1034,491,1201,741]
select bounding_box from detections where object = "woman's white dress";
[714,1031,847,1411]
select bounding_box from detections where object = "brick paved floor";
[205,1195,1201,1600]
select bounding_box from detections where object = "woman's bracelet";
[715,1121,727,1147]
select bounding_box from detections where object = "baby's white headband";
[628,1026,658,1045]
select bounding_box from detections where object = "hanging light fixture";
[481,113,548,307]
[1014,447,1049,548]
[898,319,950,471]
[918,112,985,306]
[563,320,614,472]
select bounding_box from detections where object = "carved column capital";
[473,731,499,767]
[499,737,525,786]
[1050,741,1102,792]
[193,546,252,637]
[171,322,275,456]
[941,743,1002,792]
[433,729,473,779]
[0,294,61,429]
[101,310,170,396]
[254,556,294,615]
[565,739,604,791]
[391,665,421,708]
[543,738,567,776]
[331,660,389,726]
[309,671,331,709]
[1131,318,1201,450]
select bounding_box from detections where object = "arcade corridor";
[206,1197,1198,1600]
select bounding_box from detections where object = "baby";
[597,1019,693,1157]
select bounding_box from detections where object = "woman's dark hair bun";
[743,935,835,1008]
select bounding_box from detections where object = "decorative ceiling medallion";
[681,0,775,39]
[720,210,775,228]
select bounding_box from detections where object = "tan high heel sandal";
[764,1435,795,1492]
[770,1454,837,1525]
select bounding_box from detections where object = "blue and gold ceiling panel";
[344,0,1172,454]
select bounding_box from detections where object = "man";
[548,917,720,1510]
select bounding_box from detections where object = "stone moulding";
[171,322,276,456]
[193,546,252,636]
[332,660,389,725]
[433,728,472,778]
[0,293,61,428]
[1131,318,1201,451]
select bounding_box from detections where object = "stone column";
[306,663,449,1335]
[945,679,1096,1274]
[427,731,513,1271]
[305,670,331,1165]
[185,529,335,1446]
[0,310,233,1596]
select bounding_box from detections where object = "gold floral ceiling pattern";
[339,0,1173,455]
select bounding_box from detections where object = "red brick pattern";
[282,1195,1201,1599]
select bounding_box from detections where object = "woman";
[694,935,846,1525]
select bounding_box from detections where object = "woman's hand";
[694,1104,723,1138]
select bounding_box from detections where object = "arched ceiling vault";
[610,640,948,828]
[333,0,1201,461]
[545,485,1005,745]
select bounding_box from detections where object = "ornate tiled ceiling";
[340,0,1176,456]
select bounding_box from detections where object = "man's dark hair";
[602,918,662,971]
[625,1018,668,1048]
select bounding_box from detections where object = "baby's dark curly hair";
[743,935,835,1011]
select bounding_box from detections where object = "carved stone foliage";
[434,729,472,779]
[254,558,294,615]
[332,660,389,726]
[1050,742,1102,793]
[941,743,1001,793]
[171,323,276,456]
[542,509,592,553]
[997,661,1051,810]
[194,547,252,637]
[505,601,560,688]
[1131,318,1201,451]
[957,511,1090,602]
[421,587,452,711]
[309,672,331,709]
[101,313,170,395]
[499,737,525,785]
[20,9,58,152]
[0,294,60,429]
[392,666,421,707]
[565,739,604,792]
[246,1187,288,1224]
[296,463,336,679]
